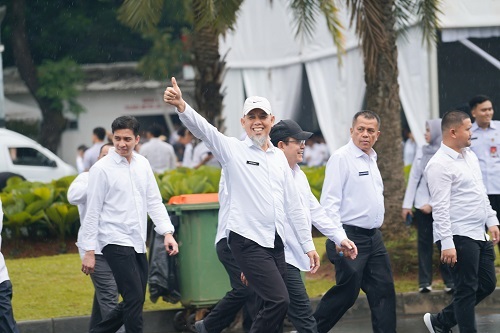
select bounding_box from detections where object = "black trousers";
[228,232,289,333]
[314,227,396,333]
[91,245,149,333]
[435,236,496,332]
[0,280,19,333]
[285,263,318,333]
[488,194,500,252]
[414,210,453,288]
[203,239,256,333]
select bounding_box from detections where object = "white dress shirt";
[182,142,194,167]
[83,142,105,171]
[403,139,417,166]
[139,137,177,173]
[68,172,103,259]
[470,120,500,194]
[425,143,499,250]
[285,165,347,271]
[76,155,85,174]
[0,198,10,284]
[402,148,431,209]
[215,169,229,245]
[321,139,385,229]
[79,148,174,254]
[178,104,314,253]
[305,143,329,167]
[182,141,221,168]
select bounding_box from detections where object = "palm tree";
[120,0,440,239]
[344,0,440,238]
[118,0,343,131]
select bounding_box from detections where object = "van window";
[8,147,57,167]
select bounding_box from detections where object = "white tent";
[220,0,500,151]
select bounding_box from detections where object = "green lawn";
[8,254,181,321]
[7,237,500,321]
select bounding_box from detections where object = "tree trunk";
[191,0,225,131]
[11,0,66,152]
[363,0,407,240]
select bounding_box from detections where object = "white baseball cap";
[242,96,272,116]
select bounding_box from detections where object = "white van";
[0,128,76,183]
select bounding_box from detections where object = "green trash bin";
[167,202,231,308]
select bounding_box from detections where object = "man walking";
[80,116,179,333]
[469,95,500,253]
[68,143,125,333]
[270,120,357,333]
[423,110,499,332]
[83,127,107,171]
[164,77,320,333]
[313,111,397,333]
[139,124,177,173]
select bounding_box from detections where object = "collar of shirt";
[439,142,470,160]
[347,139,378,160]
[109,147,136,165]
[242,135,274,151]
[472,121,497,132]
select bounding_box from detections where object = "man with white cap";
[164,77,320,333]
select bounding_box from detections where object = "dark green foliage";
[36,58,85,116]
[0,0,152,67]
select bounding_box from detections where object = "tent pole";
[428,42,440,119]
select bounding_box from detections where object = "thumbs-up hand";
[164,77,186,112]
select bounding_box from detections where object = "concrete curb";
[18,288,500,333]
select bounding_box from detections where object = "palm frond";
[192,0,243,34]
[393,0,417,40]
[416,0,442,45]
[117,0,164,33]
[346,0,388,81]
[318,0,345,56]
[289,0,320,41]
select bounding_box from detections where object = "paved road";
[322,311,500,332]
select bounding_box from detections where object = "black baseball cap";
[270,120,313,146]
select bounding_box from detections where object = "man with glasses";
[270,120,357,333]
[313,111,397,333]
[164,77,320,333]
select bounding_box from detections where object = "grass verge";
[7,235,500,321]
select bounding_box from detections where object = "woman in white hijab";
[402,119,454,293]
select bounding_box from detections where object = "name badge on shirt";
[359,171,369,176]
[247,161,259,166]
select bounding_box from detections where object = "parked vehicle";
[0,128,76,184]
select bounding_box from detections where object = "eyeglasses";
[284,139,306,145]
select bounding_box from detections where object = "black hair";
[270,135,290,147]
[111,116,140,136]
[77,144,88,152]
[177,126,188,137]
[148,124,163,138]
[352,110,381,128]
[468,95,491,110]
[93,127,106,141]
[441,110,470,132]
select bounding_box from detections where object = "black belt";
[343,225,378,236]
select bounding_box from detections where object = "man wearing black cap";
[164,78,320,333]
[270,120,357,333]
